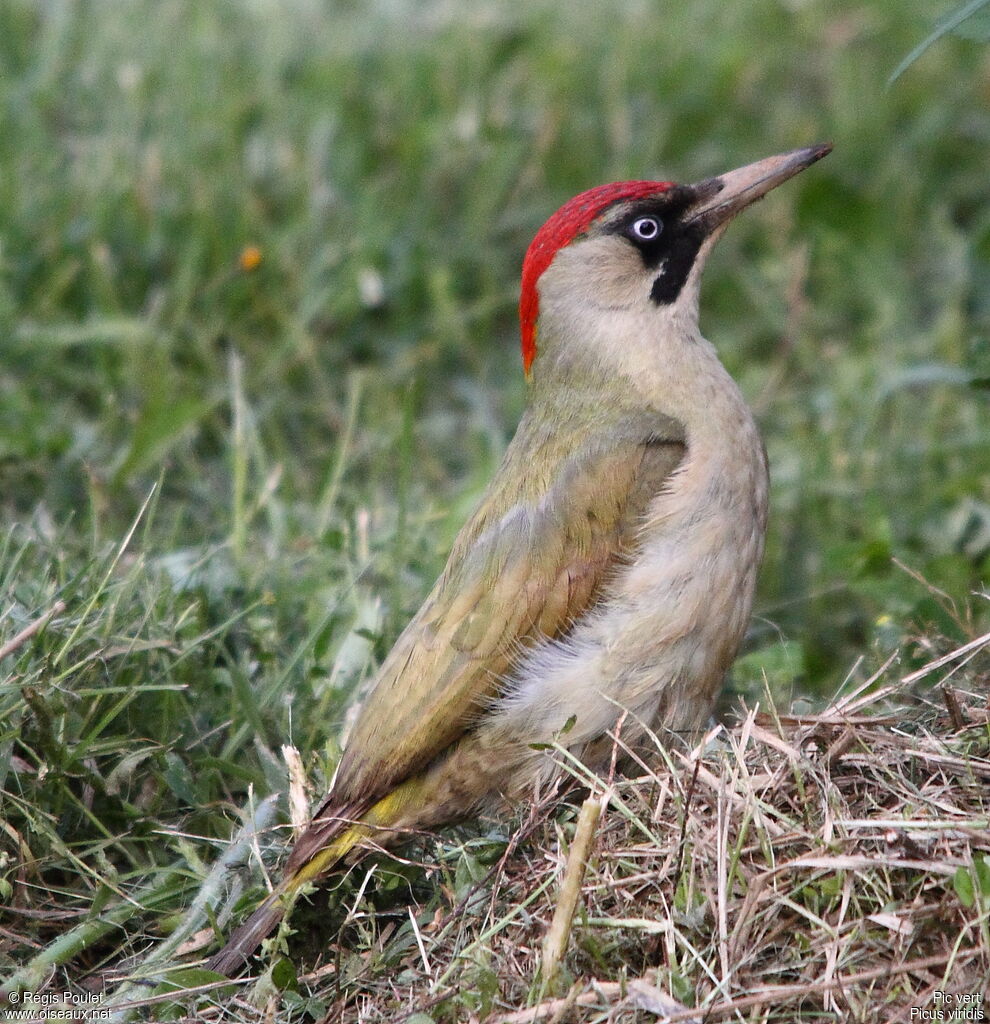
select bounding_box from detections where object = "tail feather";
[207,765,443,974]
[207,822,367,976]
[207,890,288,976]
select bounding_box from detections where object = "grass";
[253,671,986,1023]
[1,0,989,1019]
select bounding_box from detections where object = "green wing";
[323,405,685,813]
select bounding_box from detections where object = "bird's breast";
[607,410,769,707]
[494,405,769,748]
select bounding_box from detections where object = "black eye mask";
[608,189,707,306]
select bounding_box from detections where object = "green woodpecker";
[210,144,831,974]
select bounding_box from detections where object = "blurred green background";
[1,0,988,959]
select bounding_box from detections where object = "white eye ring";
[631,216,661,240]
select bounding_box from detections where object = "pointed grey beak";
[687,143,832,231]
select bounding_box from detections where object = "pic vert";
[209,143,833,975]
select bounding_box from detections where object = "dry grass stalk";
[0,600,66,661]
[540,793,605,987]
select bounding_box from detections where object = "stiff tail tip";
[207,893,288,977]
[206,818,370,976]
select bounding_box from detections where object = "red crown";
[519,180,673,374]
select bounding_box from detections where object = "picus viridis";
[210,144,831,974]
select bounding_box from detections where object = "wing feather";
[318,407,685,817]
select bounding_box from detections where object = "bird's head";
[519,145,831,379]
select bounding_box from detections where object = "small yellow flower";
[239,245,263,272]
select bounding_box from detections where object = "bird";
[209,143,832,975]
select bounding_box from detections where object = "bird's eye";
[630,216,662,241]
